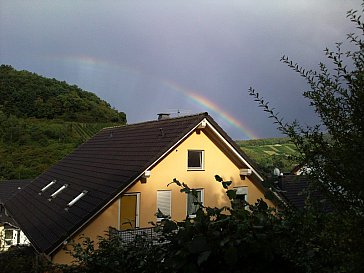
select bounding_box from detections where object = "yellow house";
[5,113,274,264]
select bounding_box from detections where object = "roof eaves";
[139,114,207,173]
[204,116,264,181]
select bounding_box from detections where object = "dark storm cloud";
[0,0,361,139]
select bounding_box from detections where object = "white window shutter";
[157,190,171,218]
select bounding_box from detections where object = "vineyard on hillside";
[237,138,298,176]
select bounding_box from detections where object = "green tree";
[249,2,364,271]
[250,1,364,215]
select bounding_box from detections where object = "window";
[65,190,88,210]
[187,189,203,217]
[234,187,248,208]
[50,184,68,198]
[188,150,204,170]
[4,229,14,246]
[157,190,171,220]
[41,180,56,192]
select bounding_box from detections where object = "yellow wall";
[52,128,273,264]
[52,197,119,264]
[128,129,273,226]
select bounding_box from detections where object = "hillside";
[0,65,126,180]
[237,137,298,176]
[0,65,126,123]
[0,65,298,180]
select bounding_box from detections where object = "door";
[119,194,139,230]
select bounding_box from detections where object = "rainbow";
[162,80,258,139]
[49,54,140,76]
[47,55,259,139]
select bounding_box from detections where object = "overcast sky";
[0,0,361,139]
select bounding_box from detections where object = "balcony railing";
[110,227,163,244]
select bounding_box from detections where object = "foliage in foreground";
[0,245,51,273]
[55,176,360,273]
[57,176,301,273]
[249,3,364,215]
[249,1,364,272]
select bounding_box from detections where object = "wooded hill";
[0,65,126,180]
[0,65,297,180]
[0,65,126,122]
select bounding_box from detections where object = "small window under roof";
[50,184,68,198]
[67,190,88,208]
[40,180,56,192]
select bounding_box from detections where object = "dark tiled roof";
[278,175,310,209]
[0,179,32,204]
[5,113,264,255]
[278,175,331,210]
[0,179,32,226]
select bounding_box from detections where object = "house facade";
[5,113,274,264]
[0,223,29,251]
[0,180,31,251]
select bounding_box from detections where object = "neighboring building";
[277,166,330,210]
[5,113,275,264]
[277,174,311,209]
[0,179,31,251]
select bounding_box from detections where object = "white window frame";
[234,186,248,208]
[4,229,16,246]
[187,150,204,170]
[156,190,171,221]
[186,189,204,218]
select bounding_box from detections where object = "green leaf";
[226,189,237,200]
[214,175,223,182]
[223,246,238,266]
[180,188,190,194]
[222,180,232,189]
[186,236,209,254]
[197,250,211,265]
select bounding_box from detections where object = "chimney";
[157,113,170,120]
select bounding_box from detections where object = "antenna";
[165,109,192,117]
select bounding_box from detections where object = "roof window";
[50,184,68,199]
[41,180,56,192]
[66,190,88,209]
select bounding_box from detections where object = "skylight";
[67,190,88,207]
[41,180,56,192]
[50,184,68,198]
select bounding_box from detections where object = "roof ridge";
[101,112,208,130]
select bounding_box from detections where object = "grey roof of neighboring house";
[0,179,32,227]
[5,113,263,255]
[278,175,310,209]
[278,175,331,210]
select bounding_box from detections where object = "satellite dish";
[273,168,281,176]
